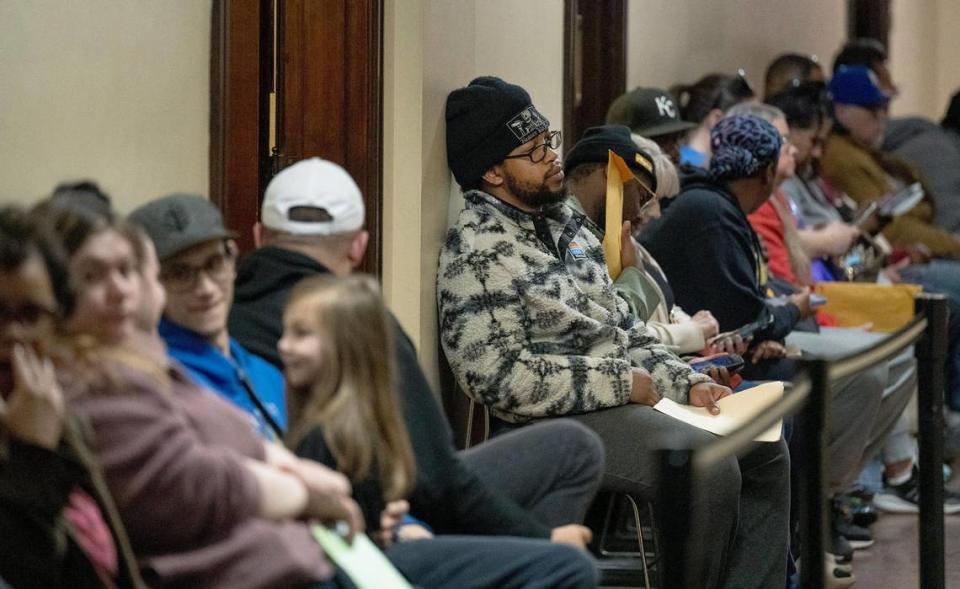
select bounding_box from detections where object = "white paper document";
[311,524,413,589]
[653,381,785,442]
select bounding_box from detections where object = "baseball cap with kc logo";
[606,87,696,139]
[262,158,365,235]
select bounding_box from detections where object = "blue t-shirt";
[159,318,287,439]
[680,144,708,169]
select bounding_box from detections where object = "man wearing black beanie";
[439,77,790,589]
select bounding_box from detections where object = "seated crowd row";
[2,38,960,589]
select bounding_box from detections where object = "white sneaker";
[873,467,960,515]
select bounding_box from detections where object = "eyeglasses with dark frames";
[160,241,237,293]
[0,303,56,327]
[503,130,563,164]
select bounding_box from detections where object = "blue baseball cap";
[829,65,892,108]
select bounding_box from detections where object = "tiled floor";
[852,458,960,588]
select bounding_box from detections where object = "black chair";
[457,393,663,589]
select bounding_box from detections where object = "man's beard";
[504,170,566,209]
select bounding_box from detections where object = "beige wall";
[381,0,564,389]
[626,0,846,99]
[933,0,960,118]
[889,0,960,119]
[0,1,210,212]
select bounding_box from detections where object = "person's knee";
[537,419,606,478]
[561,420,605,474]
[544,544,599,588]
[704,456,743,512]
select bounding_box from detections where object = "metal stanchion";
[915,294,948,589]
[657,449,693,589]
[797,359,828,589]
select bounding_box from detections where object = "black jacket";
[230,246,313,368]
[640,167,800,344]
[229,246,550,538]
[0,415,146,589]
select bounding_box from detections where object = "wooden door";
[563,0,627,152]
[210,0,383,274]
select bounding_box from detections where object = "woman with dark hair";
[763,53,825,99]
[767,81,861,276]
[42,205,364,588]
[670,71,757,168]
[0,206,146,588]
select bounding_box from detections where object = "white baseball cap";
[261,158,365,235]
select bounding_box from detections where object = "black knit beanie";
[445,76,550,189]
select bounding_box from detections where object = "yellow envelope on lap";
[602,150,636,281]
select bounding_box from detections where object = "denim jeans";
[900,259,960,410]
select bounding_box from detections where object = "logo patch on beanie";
[507,106,549,143]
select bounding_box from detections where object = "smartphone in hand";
[688,353,745,376]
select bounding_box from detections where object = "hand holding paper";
[312,524,412,589]
[653,381,784,442]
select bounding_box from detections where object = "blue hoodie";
[159,318,287,439]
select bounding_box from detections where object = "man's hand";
[550,524,593,549]
[788,287,814,320]
[881,256,911,283]
[688,382,731,415]
[0,344,64,450]
[904,243,933,265]
[707,334,751,356]
[620,221,642,270]
[305,493,365,544]
[287,458,352,498]
[750,340,787,364]
[705,366,733,388]
[691,310,719,341]
[629,368,660,406]
[817,222,860,256]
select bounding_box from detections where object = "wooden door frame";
[847,0,891,50]
[208,0,383,274]
[563,0,627,153]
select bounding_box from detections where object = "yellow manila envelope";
[814,282,922,333]
[602,150,636,281]
[653,381,785,442]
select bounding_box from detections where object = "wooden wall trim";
[562,0,627,151]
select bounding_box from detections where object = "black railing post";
[657,448,694,589]
[915,294,948,589]
[797,360,829,589]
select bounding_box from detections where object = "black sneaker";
[873,466,960,515]
[835,492,879,527]
[829,532,854,563]
[835,521,874,549]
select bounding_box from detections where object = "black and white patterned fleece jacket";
[438,190,711,424]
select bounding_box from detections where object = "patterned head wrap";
[709,113,782,182]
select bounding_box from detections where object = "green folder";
[310,524,413,589]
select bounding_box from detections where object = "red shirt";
[748,194,795,285]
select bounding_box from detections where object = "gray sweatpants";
[460,419,605,527]
[570,405,791,589]
[786,327,917,489]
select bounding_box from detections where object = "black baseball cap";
[606,87,696,138]
[564,125,657,192]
